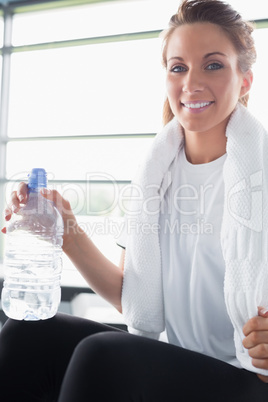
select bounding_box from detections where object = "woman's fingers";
[257,374,268,383]
[41,188,73,218]
[1,182,28,234]
[16,182,29,204]
[8,182,28,214]
[2,185,76,241]
[40,188,77,238]
[243,307,268,373]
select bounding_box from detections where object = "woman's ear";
[240,69,253,97]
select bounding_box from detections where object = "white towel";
[121,102,268,375]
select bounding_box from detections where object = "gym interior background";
[0,0,267,329]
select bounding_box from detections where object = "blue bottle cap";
[28,168,47,189]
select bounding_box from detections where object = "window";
[0,0,267,287]
[0,0,178,287]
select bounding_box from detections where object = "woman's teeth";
[183,102,212,109]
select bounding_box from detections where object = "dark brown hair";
[161,0,257,125]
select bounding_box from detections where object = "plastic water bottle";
[1,168,64,320]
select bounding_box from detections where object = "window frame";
[0,0,161,262]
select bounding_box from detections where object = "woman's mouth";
[181,101,214,113]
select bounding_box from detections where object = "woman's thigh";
[59,331,268,402]
[0,313,121,402]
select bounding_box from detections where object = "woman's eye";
[170,65,187,73]
[206,62,223,71]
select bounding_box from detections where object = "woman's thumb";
[40,188,62,209]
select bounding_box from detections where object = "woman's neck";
[184,127,227,165]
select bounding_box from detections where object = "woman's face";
[165,22,251,136]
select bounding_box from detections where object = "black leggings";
[0,313,267,402]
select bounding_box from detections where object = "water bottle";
[1,168,64,320]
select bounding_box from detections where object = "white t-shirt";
[118,146,240,367]
[159,147,240,367]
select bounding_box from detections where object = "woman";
[1,0,268,400]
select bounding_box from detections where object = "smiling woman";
[161,0,256,124]
[1,1,268,402]
[164,22,253,164]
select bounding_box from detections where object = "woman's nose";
[182,70,204,93]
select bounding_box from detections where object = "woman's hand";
[2,182,123,310]
[243,307,268,383]
[41,188,78,252]
[2,181,29,234]
[2,182,77,252]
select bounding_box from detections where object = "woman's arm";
[2,183,125,313]
[63,224,124,312]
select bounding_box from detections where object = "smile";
[182,101,214,109]
[181,101,215,114]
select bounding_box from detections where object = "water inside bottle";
[2,231,62,320]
